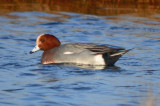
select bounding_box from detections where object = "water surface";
[0,1,160,106]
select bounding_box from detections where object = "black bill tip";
[29,51,33,54]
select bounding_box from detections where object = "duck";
[30,34,130,66]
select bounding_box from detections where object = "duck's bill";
[30,45,40,54]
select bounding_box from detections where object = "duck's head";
[30,34,61,54]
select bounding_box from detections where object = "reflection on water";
[56,63,107,70]
[0,0,160,106]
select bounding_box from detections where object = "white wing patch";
[110,51,126,57]
[64,52,74,54]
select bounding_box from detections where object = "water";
[0,1,160,106]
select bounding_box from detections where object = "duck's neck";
[41,49,56,64]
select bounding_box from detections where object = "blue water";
[0,11,160,106]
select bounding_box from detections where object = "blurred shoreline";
[0,0,160,16]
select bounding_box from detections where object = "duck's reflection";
[56,63,112,70]
[38,63,121,83]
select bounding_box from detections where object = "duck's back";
[47,43,129,66]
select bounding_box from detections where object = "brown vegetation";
[0,0,160,16]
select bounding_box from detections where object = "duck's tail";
[103,49,132,66]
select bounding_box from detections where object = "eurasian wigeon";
[30,34,130,66]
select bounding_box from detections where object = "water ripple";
[3,88,24,92]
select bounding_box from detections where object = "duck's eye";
[40,39,45,43]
